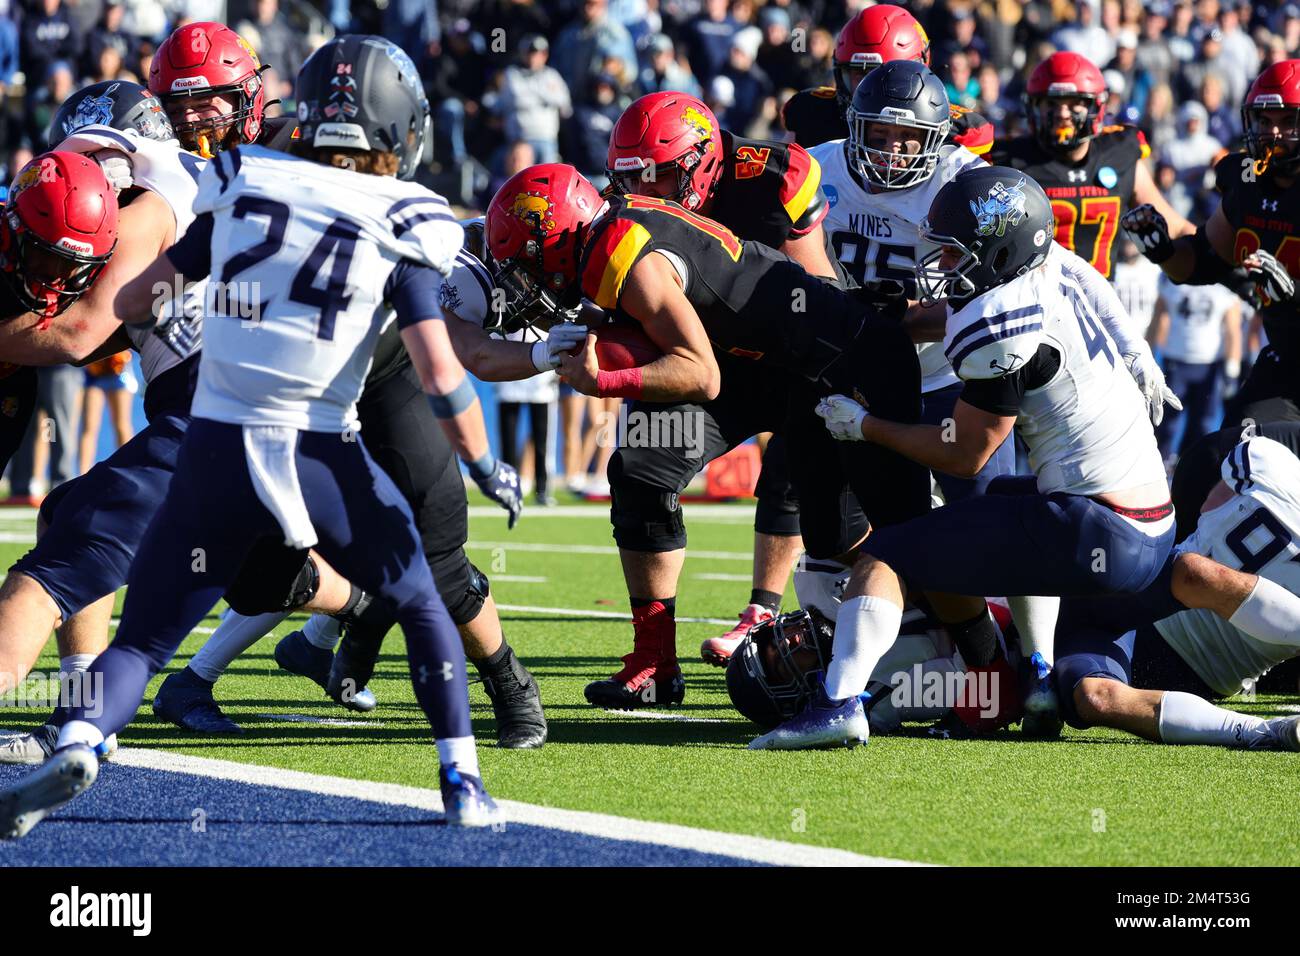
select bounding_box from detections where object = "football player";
[487,163,934,710]
[1052,433,1300,750]
[1123,60,1300,428]
[0,35,503,838]
[781,4,994,157]
[751,167,1178,749]
[990,51,1191,281]
[606,90,834,665]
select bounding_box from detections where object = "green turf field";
[1,501,1296,866]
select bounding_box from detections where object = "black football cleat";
[153,667,243,734]
[280,630,376,713]
[584,652,686,711]
[477,645,547,749]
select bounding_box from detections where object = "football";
[592,322,663,370]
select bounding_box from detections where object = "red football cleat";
[700,604,775,667]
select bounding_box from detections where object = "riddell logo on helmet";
[170,76,211,91]
[56,237,94,256]
[612,156,647,171]
[849,52,884,66]
[1047,82,1081,94]
[508,192,556,231]
[1253,93,1285,107]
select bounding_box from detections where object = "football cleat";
[700,604,775,667]
[0,723,60,764]
[478,646,547,749]
[926,710,982,740]
[276,630,377,713]
[153,667,243,734]
[439,765,503,828]
[1020,652,1063,740]
[1257,715,1300,752]
[0,744,98,839]
[584,654,685,710]
[748,676,870,750]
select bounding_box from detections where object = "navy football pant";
[65,419,470,742]
[860,476,1175,598]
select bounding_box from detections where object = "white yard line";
[600,709,726,724]
[254,713,384,728]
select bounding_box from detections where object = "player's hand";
[473,459,523,529]
[91,149,133,195]
[1120,204,1173,263]
[816,394,868,441]
[1242,250,1295,305]
[530,323,588,372]
[556,332,601,396]
[1123,348,1182,426]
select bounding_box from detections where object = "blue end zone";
[0,763,765,867]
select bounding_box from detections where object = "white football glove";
[1123,348,1182,426]
[530,324,588,372]
[91,149,133,195]
[816,394,868,441]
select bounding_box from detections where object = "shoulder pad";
[944,301,1047,381]
[580,212,653,310]
[1213,151,1252,195]
[1222,436,1300,507]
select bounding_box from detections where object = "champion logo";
[1263,198,1279,212]
[1067,169,1088,183]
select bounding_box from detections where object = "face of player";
[938,244,964,271]
[166,91,240,156]
[865,120,923,170]
[1038,95,1093,147]
[16,243,105,316]
[1250,107,1300,161]
[624,169,682,201]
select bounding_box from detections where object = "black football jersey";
[1214,150,1300,364]
[782,86,995,156]
[705,131,829,250]
[258,115,301,152]
[579,194,869,378]
[990,125,1148,278]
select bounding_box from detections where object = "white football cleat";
[1259,715,1300,752]
[0,726,116,765]
[701,604,775,666]
[0,744,99,839]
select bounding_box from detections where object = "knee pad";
[428,548,489,627]
[753,472,801,537]
[608,460,686,552]
[224,547,319,616]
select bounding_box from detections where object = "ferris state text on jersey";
[781,86,995,156]
[990,125,1148,278]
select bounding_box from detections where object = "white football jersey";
[54,125,206,385]
[1157,437,1300,696]
[810,140,983,394]
[943,243,1167,496]
[1110,255,1163,338]
[1157,275,1236,364]
[190,146,462,430]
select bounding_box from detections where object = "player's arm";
[559,251,720,402]
[902,299,948,343]
[1222,299,1243,382]
[0,190,175,364]
[74,327,133,366]
[113,206,208,327]
[444,314,587,382]
[777,146,836,279]
[779,223,837,279]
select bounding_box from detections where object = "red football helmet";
[149,21,266,157]
[0,152,118,324]
[1024,51,1108,151]
[606,91,723,212]
[1242,60,1300,175]
[485,164,603,330]
[833,5,932,110]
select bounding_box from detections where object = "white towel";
[242,425,317,549]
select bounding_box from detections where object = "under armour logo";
[1068,169,1088,183]
[1263,198,1279,212]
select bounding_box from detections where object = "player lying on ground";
[0,35,504,837]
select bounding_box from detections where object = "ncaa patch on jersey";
[1098,166,1118,189]
[823,184,839,208]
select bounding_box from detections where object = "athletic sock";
[303,614,343,650]
[1229,576,1300,649]
[49,654,97,727]
[630,597,676,660]
[190,610,289,682]
[749,589,782,614]
[57,718,104,751]
[437,736,480,778]
[1157,690,1268,747]
[1007,595,1059,666]
[824,595,903,701]
[946,607,999,668]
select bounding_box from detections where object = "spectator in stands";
[684,0,739,86]
[120,0,168,41]
[706,73,735,128]
[495,34,571,165]
[1051,0,1114,67]
[791,26,834,92]
[21,0,84,107]
[638,32,701,96]
[552,0,637,106]
[83,0,133,82]
[477,0,550,51]
[944,50,980,111]
[564,71,625,184]
[756,5,800,93]
[721,27,771,135]
[1276,5,1300,52]
[238,0,303,100]
[975,61,1016,136]
[1135,1,1176,87]
[28,60,75,149]
[938,8,990,71]
[1143,81,1178,157]
[1106,29,1151,116]
[1200,72,1240,148]
[1163,100,1223,215]
[479,139,535,209]
[78,352,135,475]
[1215,2,1259,102]
[1179,29,1235,106]
[1166,1,1197,65]
[85,35,131,83]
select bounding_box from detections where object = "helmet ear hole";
[990,246,1011,272]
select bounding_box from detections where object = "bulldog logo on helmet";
[971,179,1028,238]
[9,160,49,200]
[680,105,713,140]
[508,192,556,232]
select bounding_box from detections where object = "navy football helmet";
[915,165,1055,303]
[50,81,175,147]
[847,60,950,190]
[726,609,836,729]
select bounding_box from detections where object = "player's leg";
[293,431,498,825]
[701,433,803,664]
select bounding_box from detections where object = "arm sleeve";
[164,211,214,282]
[958,343,1061,416]
[387,259,445,329]
[1056,245,1146,355]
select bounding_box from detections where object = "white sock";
[304,614,343,651]
[59,654,95,674]
[436,736,479,777]
[57,719,104,751]
[56,653,96,717]
[1157,690,1267,747]
[190,610,288,682]
[824,595,903,701]
[1008,595,1059,665]
[1229,577,1300,650]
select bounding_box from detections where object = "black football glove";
[474,459,523,529]
[1120,204,1174,263]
